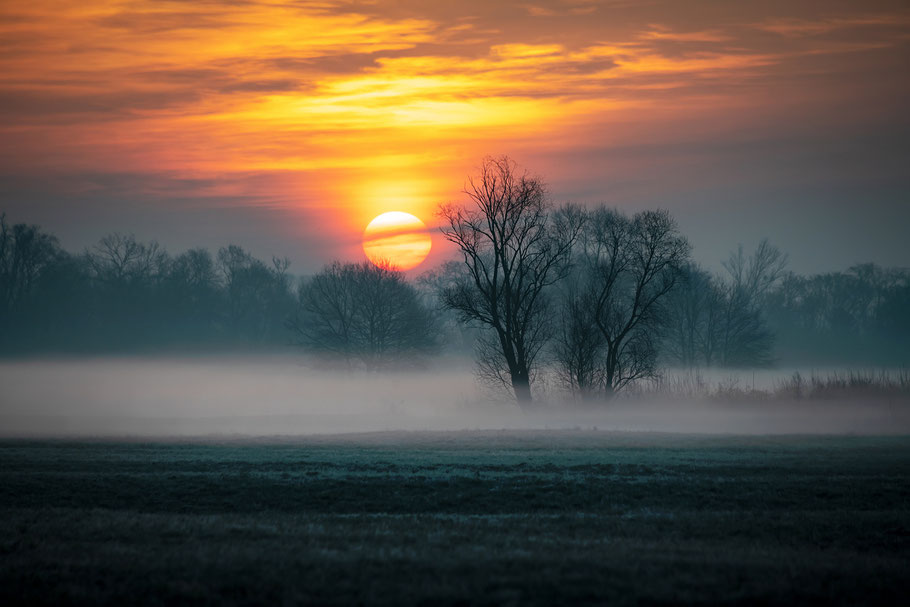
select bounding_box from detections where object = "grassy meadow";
[1,432,908,605]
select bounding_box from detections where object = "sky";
[1,0,908,274]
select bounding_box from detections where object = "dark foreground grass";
[1,432,908,605]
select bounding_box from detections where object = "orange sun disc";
[362,211,432,270]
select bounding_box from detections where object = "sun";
[362,212,432,270]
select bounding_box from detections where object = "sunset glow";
[1,1,908,270]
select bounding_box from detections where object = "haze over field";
[1,356,906,437]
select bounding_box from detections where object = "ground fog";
[0,355,907,436]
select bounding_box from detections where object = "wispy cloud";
[757,14,910,37]
[638,24,732,43]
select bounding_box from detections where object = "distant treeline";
[664,246,910,367]
[0,218,295,353]
[1,212,908,368]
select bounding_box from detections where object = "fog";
[1,355,907,437]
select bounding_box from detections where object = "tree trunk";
[511,373,532,406]
[604,349,617,400]
[581,387,599,403]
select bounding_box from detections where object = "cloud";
[757,14,910,37]
[1,0,908,272]
[638,24,732,43]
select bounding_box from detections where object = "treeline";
[0,214,440,362]
[767,264,910,365]
[0,217,295,353]
[663,249,910,368]
[2,160,909,390]
[288,261,438,370]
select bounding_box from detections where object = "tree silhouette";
[290,260,437,369]
[555,207,690,398]
[437,156,581,405]
[661,263,721,368]
[715,239,786,366]
[662,241,785,369]
[0,214,65,344]
[217,245,293,344]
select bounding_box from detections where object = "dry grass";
[626,369,910,403]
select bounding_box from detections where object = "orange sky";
[1,0,908,272]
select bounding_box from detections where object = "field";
[1,432,909,605]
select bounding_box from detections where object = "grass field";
[1,432,908,605]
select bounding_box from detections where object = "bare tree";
[290,261,437,369]
[437,156,581,405]
[217,245,294,343]
[87,233,167,288]
[0,214,62,324]
[416,261,479,355]
[169,248,219,295]
[722,239,788,304]
[716,239,787,366]
[83,233,170,346]
[556,207,690,398]
[164,248,222,339]
[662,263,723,367]
[662,240,787,369]
[552,273,606,399]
